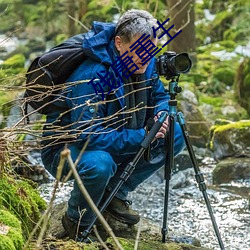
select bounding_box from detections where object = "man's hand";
[154,111,169,139]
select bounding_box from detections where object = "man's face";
[115,35,157,75]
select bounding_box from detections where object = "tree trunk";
[78,0,88,20]
[67,0,77,36]
[167,0,196,62]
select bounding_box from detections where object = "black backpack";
[24,34,86,115]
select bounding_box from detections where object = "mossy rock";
[28,237,211,250]
[213,67,235,86]
[235,58,250,116]
[199,92,248,122]
[0,209,24,250]
[0,175,47,239]
[209,120,250,160]
[213,157,250,184]
[107,237,210,250]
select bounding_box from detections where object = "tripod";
[82,77,225,249]
[162,77,225,249]
[81,111,168,241]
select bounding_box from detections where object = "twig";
[134,220,142,250]
[68,14,90,31]
[170,0,193,33]
[22,154,65,249]
[61,148,124,250]
[93,225,110,250]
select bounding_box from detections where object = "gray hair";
[115,9,158,43]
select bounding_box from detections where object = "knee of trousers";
[174,123,186,156]
[77,150,117,182]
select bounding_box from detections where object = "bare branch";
[63,148,124,250]
[68,14,90,32]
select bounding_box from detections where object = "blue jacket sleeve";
[66,62,146,156]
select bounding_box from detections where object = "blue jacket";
[44,21,170,156]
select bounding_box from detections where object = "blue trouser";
[41,122,185,226]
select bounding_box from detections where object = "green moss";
[106,237,208,250]
[0,235,16,250]
[199,90,248,122]
[0,175,46,239]
[7,228,24,249]
[218,40,237,51]
[0,209,21,229]
[213,67,235,86]
[1,54,25,69]
[0,209,24,249]
[209,120,250,151]
[199,95,224,107]
[213,120,250,133]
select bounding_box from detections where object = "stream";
[38,155,250,250]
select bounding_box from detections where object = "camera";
[156,51,192,79]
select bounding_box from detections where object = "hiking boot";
[61,213,97,243]
[105,196,140,225]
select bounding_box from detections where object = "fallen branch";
[62,148,124,250]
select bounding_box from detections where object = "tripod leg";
[162,114,175,243]
[177,112,225,250]
[81,112,168,240]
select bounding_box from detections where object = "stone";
[213,157,250,184]
[45,202,211,250]
[209,120,250,160]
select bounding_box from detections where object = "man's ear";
[115,36,122,51]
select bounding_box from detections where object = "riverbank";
[38,155,250,250]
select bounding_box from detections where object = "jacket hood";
[82,21,116,65]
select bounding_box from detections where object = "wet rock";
[170,169,193,189]
[209,120,250,160]
[213,157,250,184]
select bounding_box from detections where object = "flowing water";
[38,156,250,250]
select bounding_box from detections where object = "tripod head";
[168,76,182,100]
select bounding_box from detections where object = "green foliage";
[197,0,250,46]
[1,54,25,69]
[0,54,26,85]
[0,175,47,238]
[199,95,224,107]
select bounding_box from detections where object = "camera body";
[156,51,192,79]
